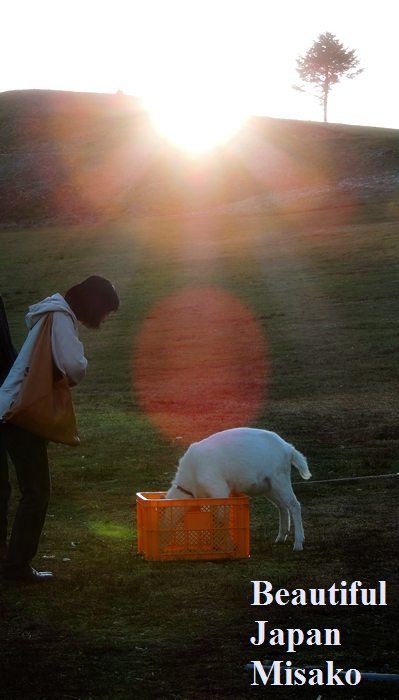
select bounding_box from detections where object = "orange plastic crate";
[136,492,250,561]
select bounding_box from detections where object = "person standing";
[0,275,119,583]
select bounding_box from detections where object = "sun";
[133,2,256,154]
[142,90,249,154]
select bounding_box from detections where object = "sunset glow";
[1,1,398,131]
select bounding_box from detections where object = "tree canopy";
[296,32,363,122]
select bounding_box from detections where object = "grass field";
[1,202,398,699]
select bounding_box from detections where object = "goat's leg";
[269,477,305,551]
[288,495,304,551]
[266,493,290,543]
[196,478,230,499]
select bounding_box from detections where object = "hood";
[25,293,77,330]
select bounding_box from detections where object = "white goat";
[166,428,311,551]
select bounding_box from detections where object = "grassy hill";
[1,89,399,224]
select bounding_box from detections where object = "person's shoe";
[2,565,54,583]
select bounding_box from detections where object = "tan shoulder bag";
[5,314,80,446]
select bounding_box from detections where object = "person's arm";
[51,312,87,387]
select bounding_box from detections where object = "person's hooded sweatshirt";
[0,293,87,420]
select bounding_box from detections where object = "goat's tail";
[291,448,312,480]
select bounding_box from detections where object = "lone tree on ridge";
[295,32,363,122]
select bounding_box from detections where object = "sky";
[1,0,398,134]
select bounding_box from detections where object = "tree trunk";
[323,82,329,122]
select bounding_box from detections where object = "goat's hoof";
[274,536,288,544]
[293,544,304,552]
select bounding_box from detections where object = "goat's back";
[180,427,294,494]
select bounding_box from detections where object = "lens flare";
[133,287,268,443]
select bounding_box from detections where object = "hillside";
[1,89,399,225]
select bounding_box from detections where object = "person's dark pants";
[0,438,11,547]
[0,424,50,570]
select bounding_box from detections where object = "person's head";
[65,275,119,329]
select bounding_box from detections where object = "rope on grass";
[294,472,399,486]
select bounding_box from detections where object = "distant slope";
[0,89,399,225]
